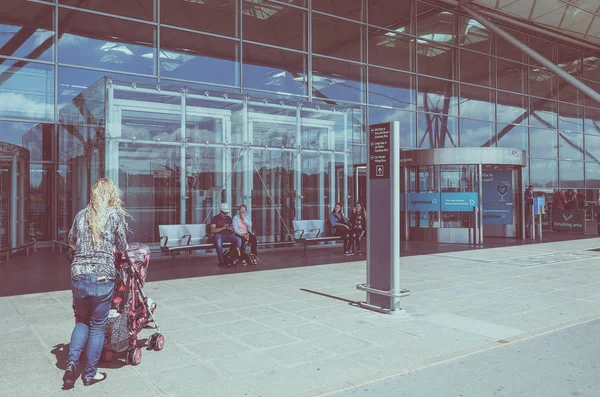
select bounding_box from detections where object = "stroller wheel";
[128,348,142,366]
[100,350,113,362]
[155,334,165,351]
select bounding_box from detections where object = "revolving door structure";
[0,142,29,250]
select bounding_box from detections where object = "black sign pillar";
[361,121,402,313]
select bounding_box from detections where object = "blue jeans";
[214,233,242,264]
[67,274,114,383]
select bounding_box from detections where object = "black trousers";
[241,232,257,255]
[333,227,351,251]
[349,228,365,252]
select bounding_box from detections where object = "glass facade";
[1,0,599,245]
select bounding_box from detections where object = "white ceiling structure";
[471,0,600,47]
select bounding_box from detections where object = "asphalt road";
[332,320,600,397]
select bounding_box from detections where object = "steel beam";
[460,5,600,108]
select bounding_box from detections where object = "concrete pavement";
[2,238,600,396]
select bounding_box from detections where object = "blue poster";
[441,193,479,212]
[482,170,513,204]
[483,205,513,224]
[407,192,440,212]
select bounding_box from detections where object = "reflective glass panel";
[559,79,583,105]
[529,100,558,129]
[458,16,492,54]
[368,66,415,109]
[530,158,557,188]
[369,0,412,34]
[558,45,582,78]
[161,0,238,38]
[368,28,413,71]
[0,1,54,61]
[312,14,364,62]
[0,121,54,162]
[559,161,584,188]
[559,131,583,161]
[417,3,456,45]
[460,119,494,148]
[530,128,557,158]
[58,9,156,75]
[417,113,458,149]
[459,85,494,121]
[243,43,307,96]
[417,77,458,116]
[60,0,156,21]
[0,59,54,122]
[161,28,239,87]
[558,104,583,133]
[312,56,364,103]
[497,92,527,125]
[584,107,600,135]
[583,56,600,82]
[460,50,493,87]
[585,134,600,161]
[417,41,456,80]
[583,79,600,108]
[529,36,556,66]
[529,67,557,99]
[243,1,306,51]
[368,107,416,148]
[29,163,54,240]
[496,123,528,152]
[497,59,527,94]
[585,161,600,189]
[313,0,365,22]
[496,28,527,63]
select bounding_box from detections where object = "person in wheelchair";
[232,204,258,262]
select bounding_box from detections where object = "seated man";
[210,203,243,267]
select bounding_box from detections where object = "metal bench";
[158,224,232,265]
[293,220,342,256]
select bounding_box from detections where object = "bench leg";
[171,252,175,266]
[303,242,307,257]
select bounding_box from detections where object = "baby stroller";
[100,243,164,366]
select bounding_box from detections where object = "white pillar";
[295,107,302,219]
[180,90,187,224]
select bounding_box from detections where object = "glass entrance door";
[481,166,520,238]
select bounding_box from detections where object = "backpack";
[223,246,242,266]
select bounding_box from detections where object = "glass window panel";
[459,85,494,121]
[368,107,415,148]
[368,28,413,71]
[583,79,600,108]
[585,107,600,135]
[161,28,239,86]
[460,50,493,87]
[460,119,494,148]
[529,100,558,129]
[243,43,307,96]
[497,92,528,125]
[0,1,54,61]
[585,134,600,161]
[417,76,458,116]
[185,92,244,144]
[312,56,364,103]
[58,9,156,75]
[313,0,365,22]
[559,79,583,104]
[496,28,527,63]
[529,67,557,99]
[161,0,238,38]
[417,41,456,80]
[558,45,582,78]
[29,163,54,240]
[458,16,492,54]
[496,123,528,152]
[530,158,557,188]
[368,66,415,109]
[243,1,306,51]
[369,0,412,34]
[497,59,527,94]
[0,59,54,122]
[529,36,556,66]
[0,121,54,162]
[583,56,600,82]
[312,14,364,62]
[417,3,456,45]
[559,161,584,188]
[559,131,583,161]
[530,128,557,158]
[60,0,156,21]
[558,104,583,132]
[417,113,458,149]
[585,162,600,189]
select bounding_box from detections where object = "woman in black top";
[349,201,367,255]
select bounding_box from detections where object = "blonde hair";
[88,178,128,245]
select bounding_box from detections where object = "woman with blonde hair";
[63,178,129,389]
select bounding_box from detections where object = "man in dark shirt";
[210,203,243,267]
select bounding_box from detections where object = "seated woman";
[329,202,352,255]
[232,204,258,259]
[349,201,367,255]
